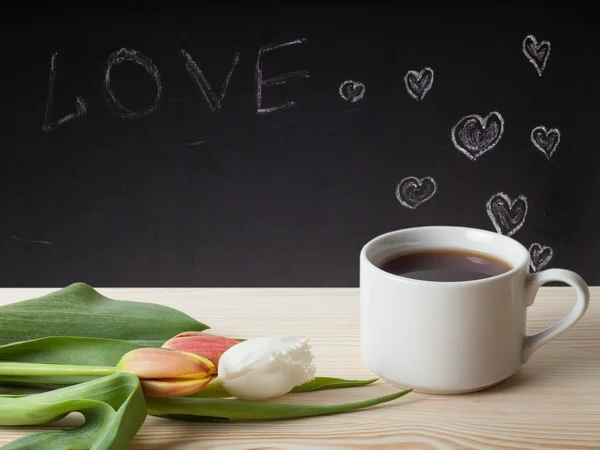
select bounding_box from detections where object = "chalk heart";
[451,112,505,160]
[522,35,551,76]
[531,125,560,159]
[404,67,434,101]
[395,176,437,209]
[486,192,528,237]
[339,80,365,103]
[529,243,554,272]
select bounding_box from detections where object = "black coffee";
[378,249,512,282]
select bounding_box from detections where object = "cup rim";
[360,225,530,286]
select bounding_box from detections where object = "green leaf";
[0,375,95,390]
[185,376,381,399]
[291,377,379,393]
[147,388,412,422]
[0,373,147,449]
[0,282,209,346]
[0,385,49,396]
[0,336,151,365]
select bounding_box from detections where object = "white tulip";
[217,335,316,401]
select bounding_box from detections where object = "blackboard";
[1,4,598,287]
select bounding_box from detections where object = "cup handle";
[522,268,590,363]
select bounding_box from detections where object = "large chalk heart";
[395,176,437,209]
[522,34,551,77]
[486,192,528,237]
[529,243,554,272]
[531,125,560,159]
[339,80,365,103]
[451,112,505,160]
[404,67,434,101]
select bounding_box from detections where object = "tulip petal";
[161,332,239,368]
[141,377,212,398]
[117,348,214,380]
[218,335,316,401]
[222,361,300,401]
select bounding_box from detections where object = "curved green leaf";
[291,377,379,393]
[148,388,412,422]
[185,376,381,399]
[0,373,146,450]
[0,282,209,345]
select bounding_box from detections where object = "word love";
[42,39,310,132]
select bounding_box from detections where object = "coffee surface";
[378,249,512,282]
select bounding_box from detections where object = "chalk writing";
[531,125,560,159]
[395,176,437,209]
[255,38,310,115]
[529,243,554,272]
[104,48,162,119]
[451,112,504,160]
[486,192,528,237]
[12,235,52,245]
[339,80,366,103]
[181,50,240,114]
[522,35,551,77]
[42,53,88,132]
[404,67,434,101]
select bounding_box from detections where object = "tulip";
[216,335,316,401]
[116,348,215,398]
[161,332,240,370]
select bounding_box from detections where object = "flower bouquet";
[0,283,411,449]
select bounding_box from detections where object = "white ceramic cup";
[359,226,590,394]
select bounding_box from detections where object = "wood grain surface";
[0,287,598,449]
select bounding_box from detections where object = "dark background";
[0,3,598,287]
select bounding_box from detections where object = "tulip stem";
[147,388,414,421]
[0,362,116,377]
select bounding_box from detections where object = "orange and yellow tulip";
[117,347,215,398]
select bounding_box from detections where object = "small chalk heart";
[486,192,528,237]
[522,34,551,77]
[404,67,434,101]
[531,125,560,159]
[395,176,437,209]
[529,243,554,271]
[339,80,366,103]
[451,112,505,161]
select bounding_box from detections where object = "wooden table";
[0,287,598,449]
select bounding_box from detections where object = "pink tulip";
[161,332,240,370]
